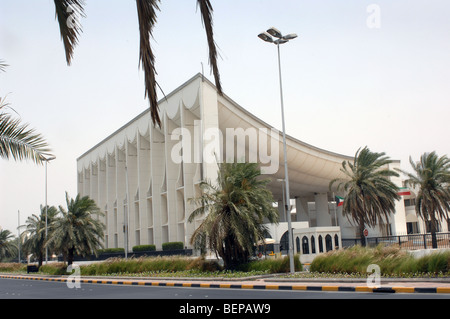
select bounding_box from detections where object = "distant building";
[77,74,448,258]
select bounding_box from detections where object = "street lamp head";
[267,27,282,39]
[258,32,273,43]
[261,28,297,45]
[283,33,298,40]
[274,38,288,45]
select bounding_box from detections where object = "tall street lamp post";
[258,27,298,273]
[44,155,56,264]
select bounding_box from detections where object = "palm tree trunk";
[38,252,43,267]
[359,222,366,247]
[430,216,438,249]
[221,236,232,270]
[68,247,74,266]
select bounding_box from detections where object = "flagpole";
[333,192,337,226]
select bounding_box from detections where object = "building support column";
[295,197,309,224]
[315,193,331,227]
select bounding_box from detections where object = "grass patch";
[0,263,26,273]
[80,256,221,277]
[39,263,68,276]
[1,255,302,278]
[310,245,450,277]
[18,255,302,278]
[79,255,302,277]
[239,255,302,273]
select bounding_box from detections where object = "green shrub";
[240,255,302,273]
[0,263,26,273]
[425,251,450,274]
[39,263,68,276]
[186,257,222,272]
[310,245,450,277]
[80,256,195,276]
[132,245,156,252]
[98,248,125,254]
[162,242,184,251]
[79,255,301,276]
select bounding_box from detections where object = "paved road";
[0,277,448,300]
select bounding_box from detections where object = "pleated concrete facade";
[77,74,412,251]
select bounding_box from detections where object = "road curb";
[1,274,450,294]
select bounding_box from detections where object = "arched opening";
[311,235,316,254]
[325,234,333,252]
[302,236,309,254]
[334,234,339,249]
[280,231,289,254]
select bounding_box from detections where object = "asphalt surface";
[1,273,449,299]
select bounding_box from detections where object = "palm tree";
[0,60,7,73]
[53,0,222,127]
[188,162,279,269]
[399,152,450,248]
[329,146,400,246]
[0,228,17,261]
[22,206,58,266]
[47,192,105,265]
[0,62,53,164]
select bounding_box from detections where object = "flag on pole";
[335,196,344,207]
[397,187,411,196]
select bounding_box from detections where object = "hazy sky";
[1,0,449,233]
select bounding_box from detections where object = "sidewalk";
[2,273,450,294]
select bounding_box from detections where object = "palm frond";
[188,162,277,268]
[53,0,85,65]
[330,146,400,232]
[0,113,53,164]
[136,0,162,127]
[0,60,8,73]
[403,152,450,226]
[197,0,222,95]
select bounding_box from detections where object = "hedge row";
[132,245,156,252]
[98,242,184,254]
[162,242,184,251]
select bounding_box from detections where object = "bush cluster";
[0,262,26,273]
[79,255,302,276]
[22,255,300,277]
[98,248,125,254]
[162,242,184,251]
[0,253,302,276]
[132,245,156,252]
[80,256,220,276]
[39,263,68,275]
[240,255,302,273]
[310,245,450,276]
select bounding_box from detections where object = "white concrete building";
[77,74,448,258]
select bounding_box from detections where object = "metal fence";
[342,232,450,250]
